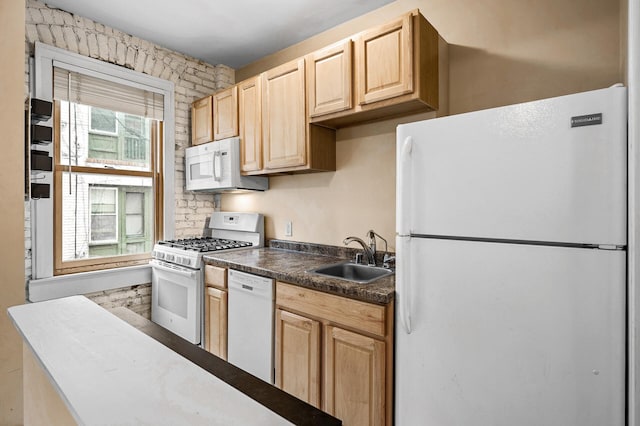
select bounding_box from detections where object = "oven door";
[150,259,202,345]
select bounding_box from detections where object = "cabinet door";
[262,58,307,169]
[355,13,413,105]
[213,86,239,140]
[275,309,321,407]
[205,286,228,360]
[238,77,263,173]
[191,96,213,145]
[307,40,352,117]
[324,326,385,426]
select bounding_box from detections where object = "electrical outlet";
[285,221,293,237]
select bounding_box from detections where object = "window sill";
[28,264,151,302]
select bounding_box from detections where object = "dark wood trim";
[109,307,341,426]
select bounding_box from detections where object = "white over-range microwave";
[185,137,268,192]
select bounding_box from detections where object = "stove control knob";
[166,254,174,262]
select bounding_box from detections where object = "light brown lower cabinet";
[275,281,393,426]
[324,326,386,426]
[205,286,228,359]
[275,309,321,407]
[204,265,228,360]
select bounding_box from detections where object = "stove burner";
[158,237,253,252]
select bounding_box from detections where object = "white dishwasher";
[227,269,275,384]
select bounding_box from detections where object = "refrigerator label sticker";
[571,113,602,127]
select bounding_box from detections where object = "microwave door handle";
[213,151,222,181]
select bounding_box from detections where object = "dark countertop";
[110,306,341,426]
[202,240,395,305]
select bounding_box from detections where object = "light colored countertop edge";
[8,296,293,426]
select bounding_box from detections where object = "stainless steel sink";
[308,261,393,284]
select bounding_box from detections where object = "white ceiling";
[44,0,394,69]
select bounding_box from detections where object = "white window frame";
[29,42,175,300]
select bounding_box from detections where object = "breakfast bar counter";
[8,296,340,425]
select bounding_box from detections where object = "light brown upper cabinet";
[307,40,353,117]
[262,58,336,173]
[357,13,413,105]
[238,76,263,174]
[213,86,239,140]
[309,10,440,128]
[192,9,440,170]
[262,58,307,169]
[191,95,213,145]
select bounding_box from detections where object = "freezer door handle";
[397,136,413,236]
[397,236,412,334]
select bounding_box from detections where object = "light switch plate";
[285,221,293,237]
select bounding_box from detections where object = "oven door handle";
[150,260,198,279]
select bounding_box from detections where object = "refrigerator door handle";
[397,136,413,236]
[397,236,412,334]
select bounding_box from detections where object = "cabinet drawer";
[276,282,386,338]
[204,265,227,289]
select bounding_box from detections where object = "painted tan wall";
[224,0,623,249]
[0,0,26,424]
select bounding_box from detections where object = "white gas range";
[150,212,264,345]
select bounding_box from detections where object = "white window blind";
[53,67,164,120]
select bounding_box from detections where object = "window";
[31,42,175,283]
[90,187,118,243]
[89,107,118,135]
[126,192,144,236]
[53,67,163,275]
[124,115,147,161]
[86,107,150,164]
[84,185,152,258]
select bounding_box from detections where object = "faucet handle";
[367,230,377,254]
[383,254,395,269]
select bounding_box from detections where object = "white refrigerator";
[395,86,627,426]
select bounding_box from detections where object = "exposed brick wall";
[85,284,152,319]
[24,0,233,308]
